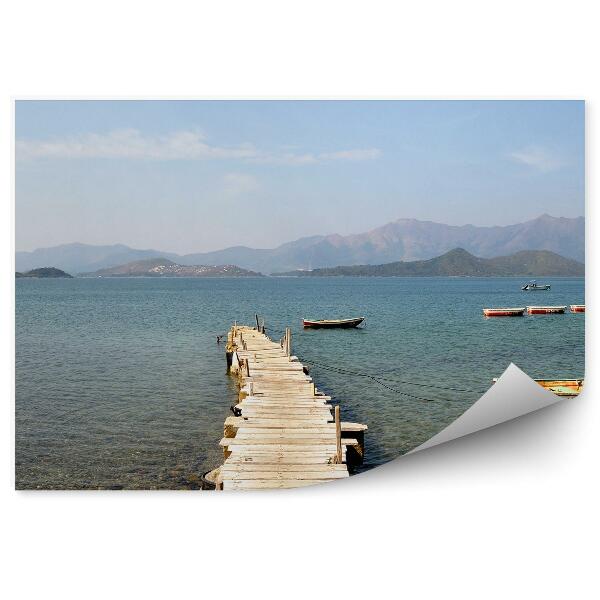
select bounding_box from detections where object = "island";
[80,258,263,277]
[16,267,73,278]
[272,248,585,277]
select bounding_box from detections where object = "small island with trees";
[16,267,73,278]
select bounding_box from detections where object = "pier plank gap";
[215,324,368,490]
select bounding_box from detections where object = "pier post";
[334,405,342,464]
[285,327,291,358]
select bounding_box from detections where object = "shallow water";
[15,276,584,489]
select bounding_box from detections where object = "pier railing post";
[285,327,291,359]
[334,405,342,464]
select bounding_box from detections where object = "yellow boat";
[492,377,583,397]
[534,379,584,396]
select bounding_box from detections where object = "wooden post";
[288,328,292,359]
[246,358,250,377]
[334,405,342,464]
[261,318,265,334]
[255,313,260,330]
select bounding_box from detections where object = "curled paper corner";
[408,363,567,454]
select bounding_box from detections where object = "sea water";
[15,276,585,489]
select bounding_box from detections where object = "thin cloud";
[16,128,382,166]
[509,145,566,172]
[16,129,257,161]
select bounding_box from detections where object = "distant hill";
[15,243,180,275]
[272,248,585,277]
[16,267,73,278]
[16,214,584,274]
[80,258,262,277]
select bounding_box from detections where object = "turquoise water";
[15,276,585,489]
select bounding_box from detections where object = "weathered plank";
[221,437,358,447]
[220,463,347,472]
[222,479,329,490]
[220,470,349,480]
[226,452,344,462]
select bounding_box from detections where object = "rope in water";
[224,323,489,403]
[301,359,488,402]
[301,358,488,395]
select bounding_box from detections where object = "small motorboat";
[303,317,365,329]
[570,304,585,313]
[526,305,567,315]
[522,280,551,291]
[492,377,583,397]
[483,307,526,317]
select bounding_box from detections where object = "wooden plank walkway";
[214,324,367,490]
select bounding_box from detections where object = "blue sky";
[15,100,584,253]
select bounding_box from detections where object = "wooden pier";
[213,323,367,490]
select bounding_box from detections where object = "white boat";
[522,280,551,291]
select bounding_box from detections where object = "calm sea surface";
[15,276,585,489]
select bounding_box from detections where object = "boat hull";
[492,377,583,397]
[534,379,583,396]
[570,305,585,313]
[526,306,566,314]
[483,308,525,317]
[303,317,365,329]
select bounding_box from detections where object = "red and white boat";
[526,306,567,315]
[570,305,585,313]
[483,307,525,317]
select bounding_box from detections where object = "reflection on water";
[16,276,584,489]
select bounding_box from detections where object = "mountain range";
[273,248,585,277]
[16,214,584,275]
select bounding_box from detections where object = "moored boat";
[526,305,567,315]
[483,307,525,317]
[570,304,585,313]
[521,280,551,291]
[492,377,583,397]
[535,379,584,396]
[303,317,365,329]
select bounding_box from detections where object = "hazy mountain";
[80,257,262,278]
[16,214,584,274]
[273,248,585,277]
[15,243,180,275]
